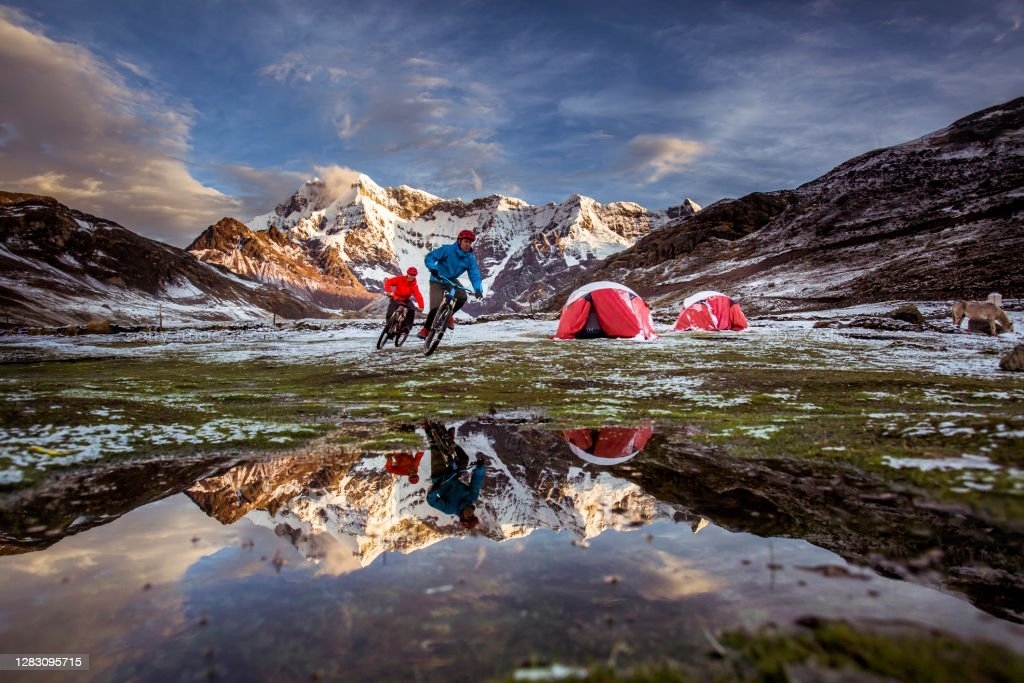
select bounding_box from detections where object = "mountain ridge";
[0,193,325,327]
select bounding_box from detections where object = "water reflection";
[564,422,653,466]
[1,418,1022,681]
[385,450,424,485]
[423,420,486,529]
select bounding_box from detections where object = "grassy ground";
[510,618,1024,682]
[2,324,1023,505]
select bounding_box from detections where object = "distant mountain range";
[188,176,696,315]
[2,96,1021,328]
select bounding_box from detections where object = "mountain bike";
[376,298,415,349]
[423,275,476,356]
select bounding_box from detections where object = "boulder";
[888,303,925,326]
[999,344,1024,372]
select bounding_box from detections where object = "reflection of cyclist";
[383,267,424,333]
[417,230,484,339]
[385,451,424,484]
[424,421,485,528]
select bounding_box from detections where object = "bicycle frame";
[423,275,475,356]
[376,297,415,349]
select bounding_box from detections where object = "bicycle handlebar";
[433,274,476,294]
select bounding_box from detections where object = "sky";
[1,1,1022,248]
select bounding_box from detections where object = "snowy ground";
[3,300,1020,375]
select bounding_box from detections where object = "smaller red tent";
[554,281,659,340]
[564,424,653,466]
[673,290,748,332]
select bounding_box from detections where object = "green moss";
[721,620,1024,683]
[487,620,1024,681]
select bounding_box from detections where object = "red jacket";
[384,275,424,308]
[386,451,424,477]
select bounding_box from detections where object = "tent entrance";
[576,297,606,339]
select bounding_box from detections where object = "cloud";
[261,55,349,84]
[204,164,311,221]
[0,8,242,246]
[312,164,363,205]
[259,39,508,198]
[623,135,708,184]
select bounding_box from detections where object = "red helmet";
[456,230,476,242]
[406,266,418,276]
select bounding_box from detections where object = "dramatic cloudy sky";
[1,1,1022,247]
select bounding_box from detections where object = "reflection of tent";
[564,424,654,466]
[554,281,658,340]
[673,290,748,331]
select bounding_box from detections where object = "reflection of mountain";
[179,420,1024,623]
[185,449,363,525]
[0,452,241,555]
[183,420,681,567]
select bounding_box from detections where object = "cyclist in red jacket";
[383,267,425,333]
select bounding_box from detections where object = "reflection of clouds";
[0,496,236,665]
[244,509,364,578]
[6,496,255,587]
[630,549,726,601]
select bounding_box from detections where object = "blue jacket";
[427,463,485,516]
[424,242,483,294]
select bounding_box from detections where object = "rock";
[967,318,1009,335]
[999,344,1024,371]
[888,304,925,326]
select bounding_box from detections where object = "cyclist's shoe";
[446,316,455,330]
[417,327,429,339]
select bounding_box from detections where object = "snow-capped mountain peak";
[193,176,685,314]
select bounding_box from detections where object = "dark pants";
[424,282,467,329]
[430,444,469,479]
[386,299,417,332]
[425,422,468,475]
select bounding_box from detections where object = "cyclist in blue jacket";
[417,229,484,339]
[423,420,486,529]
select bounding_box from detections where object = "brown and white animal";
[952,300,1014,335]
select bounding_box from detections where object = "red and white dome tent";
[672,290,748,332]
[553,281,659,340]
[563,423,654,466]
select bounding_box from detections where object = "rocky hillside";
[0,193,325,327]
[188,217,375,310]
[579,97,1024,315]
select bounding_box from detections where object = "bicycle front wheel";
[376,314,398,350]
[423,302,453,356]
